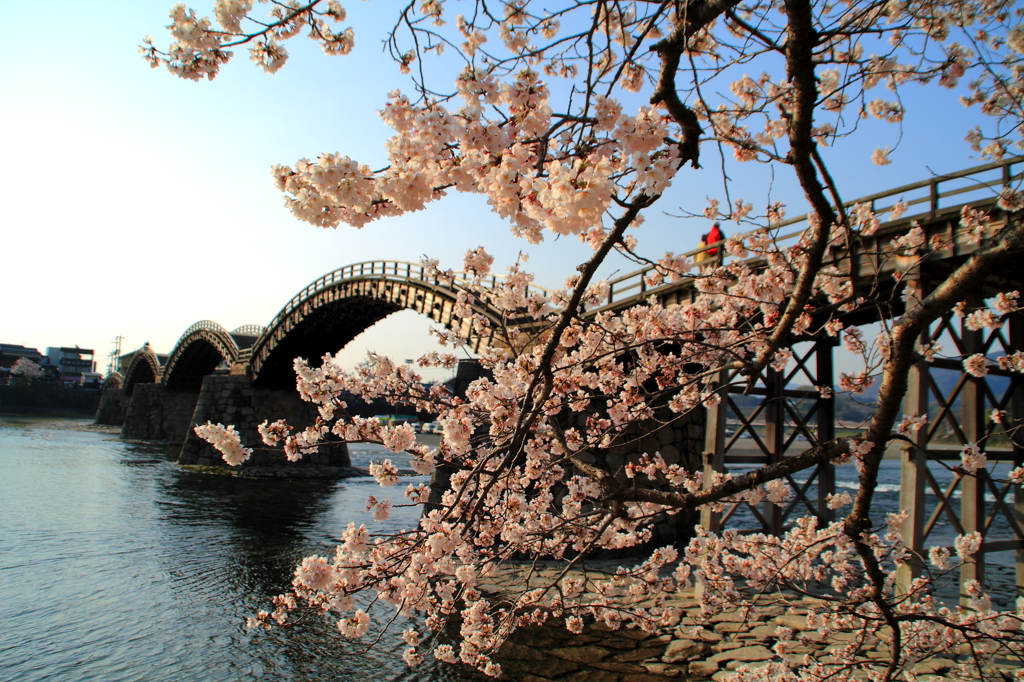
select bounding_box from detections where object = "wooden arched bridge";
[99,156,1024,600]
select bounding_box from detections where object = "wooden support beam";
[696,372,729,601]
[960,293,987,605]
[898,276,931,595]
[700,371,729,535]
[763,368,784,536]
[1010,313,1024,599]
[815,335,836,525]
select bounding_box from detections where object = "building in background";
[45,347,100,386]
[0,344,58,383]
[0,344,44,369]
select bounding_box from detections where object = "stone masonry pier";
[179,374,349,473]
[94,387,129,426]
[120,383,200,442]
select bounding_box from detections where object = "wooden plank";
[898,276,930,595]
[1011,313,1024,599]
[700,373,728,535]
[960,294,987,605]
[980,539,1024,553]
[762,368,784,535]
[815,336,836,525]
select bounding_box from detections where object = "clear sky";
[0,1,998,381]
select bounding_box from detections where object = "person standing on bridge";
[706,221,725,257]
[696,221,726,267]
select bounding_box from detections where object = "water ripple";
[0,420,464,682]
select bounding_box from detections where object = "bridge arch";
[162,321,247,391]
[102,372,123,391]
[122,345,162,396]
[248,261,533,388]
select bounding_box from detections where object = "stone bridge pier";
[121,383,201,442]
[94,373,130,426]
[179,374,350,472]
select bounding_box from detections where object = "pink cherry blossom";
[194,422,252,466]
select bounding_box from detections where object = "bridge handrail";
[231,324,265,336]
[605,155,1023,305]
[122,346,164,384]
[168,320,240,359]
[256,260,552,345]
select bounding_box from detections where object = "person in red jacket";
[706,221,725,256]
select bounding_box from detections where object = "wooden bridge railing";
[605,155,1024,306]
[255,260,551,350]
[231,324,265,336]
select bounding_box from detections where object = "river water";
[1,419,1019,681]
[0,418,467,682]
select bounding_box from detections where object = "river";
[1,418,1018,681]
[0,417,467,682]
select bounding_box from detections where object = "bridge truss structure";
[595,156,1024,600]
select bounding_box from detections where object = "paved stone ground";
[484,565,1022,681]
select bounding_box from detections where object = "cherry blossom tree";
[147,1,1024,679]
[10,358,44,382]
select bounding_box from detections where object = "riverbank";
[0,384,100,413]
[487,563,1022,681]
[0,412,117,432]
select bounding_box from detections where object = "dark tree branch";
[649,0,743,168]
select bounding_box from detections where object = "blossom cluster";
[193,422,252,466]
[160,0,1024,677]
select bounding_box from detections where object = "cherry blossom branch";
[649,0,743,167]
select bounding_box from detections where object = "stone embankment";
[487,567,1020,681]
[0,384,100,414]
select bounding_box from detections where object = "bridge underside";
[254,295,403,389]
[164,339,230,391]
[230,332,259,351]
[123,360,158,396]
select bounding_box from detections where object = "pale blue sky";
[0,1,997,380]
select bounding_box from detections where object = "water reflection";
[0,420,464,682]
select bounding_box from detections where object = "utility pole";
[107,334,124,376]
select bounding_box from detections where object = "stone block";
[708,645,774,666]
[725,658,771,671]
[688,660,720,677]
[178,373,348,471]
[121,384,200,443]
[773,615,808,630]
[549,644,612,664]
[660,444,681,465]
[734,624,781,640]
[640,662,687,677]
[662,640,710,663]
[497,641,548,662]
[709,642,747,654]
[679,629,722,644]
